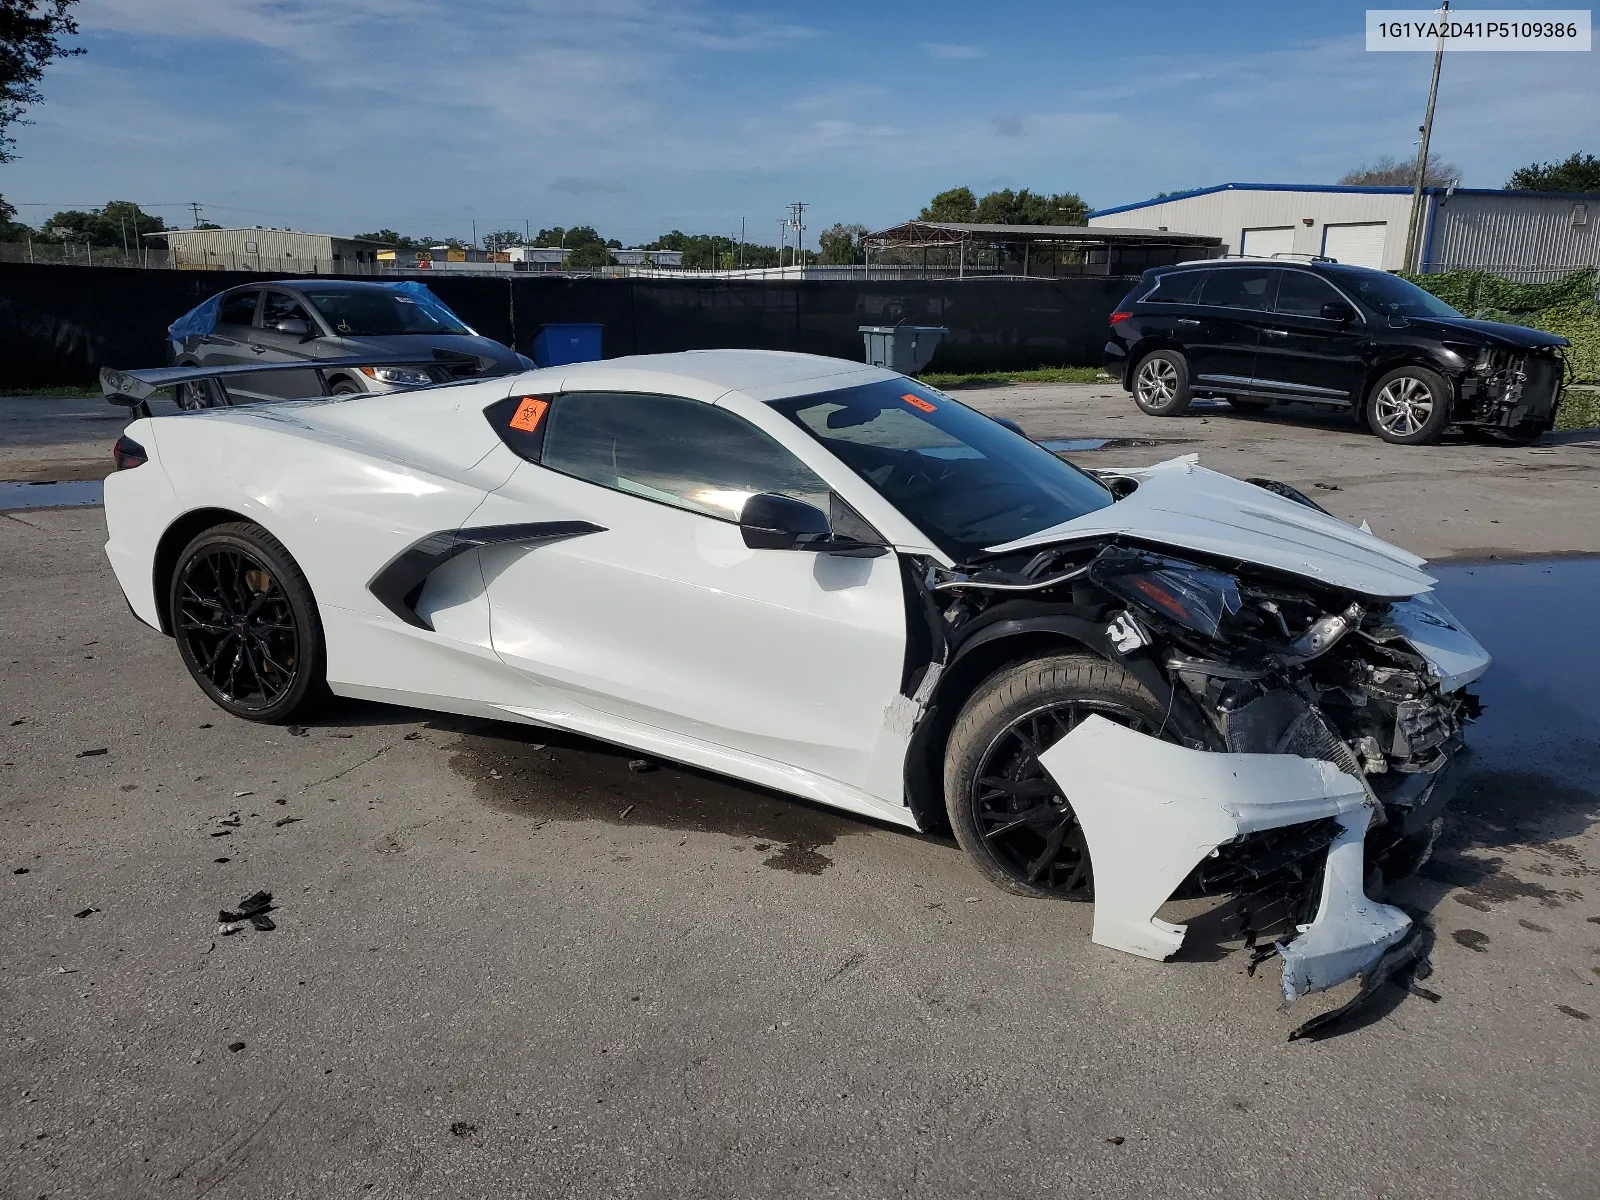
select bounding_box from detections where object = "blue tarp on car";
[166,281,470,340]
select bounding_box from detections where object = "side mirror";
[740,493,890,557]
[740,493,831,550]
[992,416,1028,438]
[1320,301,1355,323]
[273,317,313,339]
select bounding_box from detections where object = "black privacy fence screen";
[0,263,1135,389]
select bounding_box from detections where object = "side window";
[217,290,261,328]
[261,291,313,328]
[1274,272,1345,317]
[1197,268,1275,311]
[538,392,832,521]
[1143,271,1204,304]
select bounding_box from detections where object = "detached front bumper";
[1038,716,1415,1007]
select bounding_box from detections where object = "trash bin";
[531,323,603,367]
[859,325,948,375]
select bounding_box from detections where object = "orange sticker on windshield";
[508,396,548,433]
[902,392,937,413]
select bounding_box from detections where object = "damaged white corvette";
[102,350,1488,1022]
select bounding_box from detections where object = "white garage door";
[1240,226,1295,259]
[1322,222,1388,269]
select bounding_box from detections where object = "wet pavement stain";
[1414,771,1599,912]
[448,722,860,874]
[1450,771,1600,852]
[1419,857,1584,912]
[1453,929,1491,952]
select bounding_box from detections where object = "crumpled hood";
[988,456,1436,598]
[1398,315,1569,350]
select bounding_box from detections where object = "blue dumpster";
[532,323,603,367]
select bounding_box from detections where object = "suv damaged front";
[906,460,1488,1026]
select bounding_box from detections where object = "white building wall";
[1425,192,1600,277]
[1089,189,1418,269]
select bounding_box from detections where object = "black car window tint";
[1197,268,1274,311]
[217,290,261,327]
[297,287,470,336]
[1275,272,1344,317]
[769,379,1114,563]
[1144,271,1204,303]
[541,392,832,522]
[261,292,312,328]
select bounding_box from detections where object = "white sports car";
[102,349,1489,1032]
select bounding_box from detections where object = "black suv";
[1104,259,1569,445]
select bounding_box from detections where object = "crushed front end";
[1455,345,1568,433]
[918,516,1490,1020]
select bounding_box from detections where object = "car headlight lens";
[1091,549,1242,640]
[359,365,434,386]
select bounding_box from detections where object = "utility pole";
[189,201,204,228]
[739,217,746,269]
[1404,0,1448,274]
[785,202,808,267]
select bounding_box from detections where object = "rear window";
[1274,271,1346,317]
[217,291,260,327]
[1198,268,1275,311]
[1143,271,1204,304]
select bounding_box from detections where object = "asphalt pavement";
[2,390,1598,1198]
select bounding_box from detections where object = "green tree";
[919,186,978,222]
[1507,152,1600,192]
[566,240,613,268]
[819,222,867,264]
[974,188,1087,226]
[40,199,164,246]
[1,0,82,162]
[1340,153,1459,187]
[353,229,420,247]
[0,192,30,240]
[482,229,523,252]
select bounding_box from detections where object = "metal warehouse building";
[152,227,391,273]
[1087,183,1599,280]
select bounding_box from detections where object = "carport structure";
[863,221,1221,278]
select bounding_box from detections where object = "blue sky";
[4,0,1596,246]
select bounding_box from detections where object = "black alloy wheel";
[170,522,327,722]
[945,655,1171,899]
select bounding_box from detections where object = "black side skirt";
[367,521,605,631]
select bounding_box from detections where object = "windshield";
[769,379,1115,562]
[298,286,471,336]
[1326,268,1462,319]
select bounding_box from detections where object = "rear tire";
[1366,366,1453,445]
[170,522,328,723]
[1131,350,1192,417]
[944,654,1171,899]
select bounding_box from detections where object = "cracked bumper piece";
[1037,716,1412,999]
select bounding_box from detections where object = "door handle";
[250,344,268,353]
[1262,329,1289,339]
[1177,318,1202,326]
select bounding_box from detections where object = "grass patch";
[922,366,1107,388]
[1557,386,1600,432]
[0,385,100,398]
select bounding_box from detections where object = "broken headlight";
[1091,550,1242,640]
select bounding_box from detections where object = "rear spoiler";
[100,356,446,418]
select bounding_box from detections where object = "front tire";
[170,522,328,723]
[1366,366,1453,445]
[944,654,1171,899]
[1131,350,1192,417]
